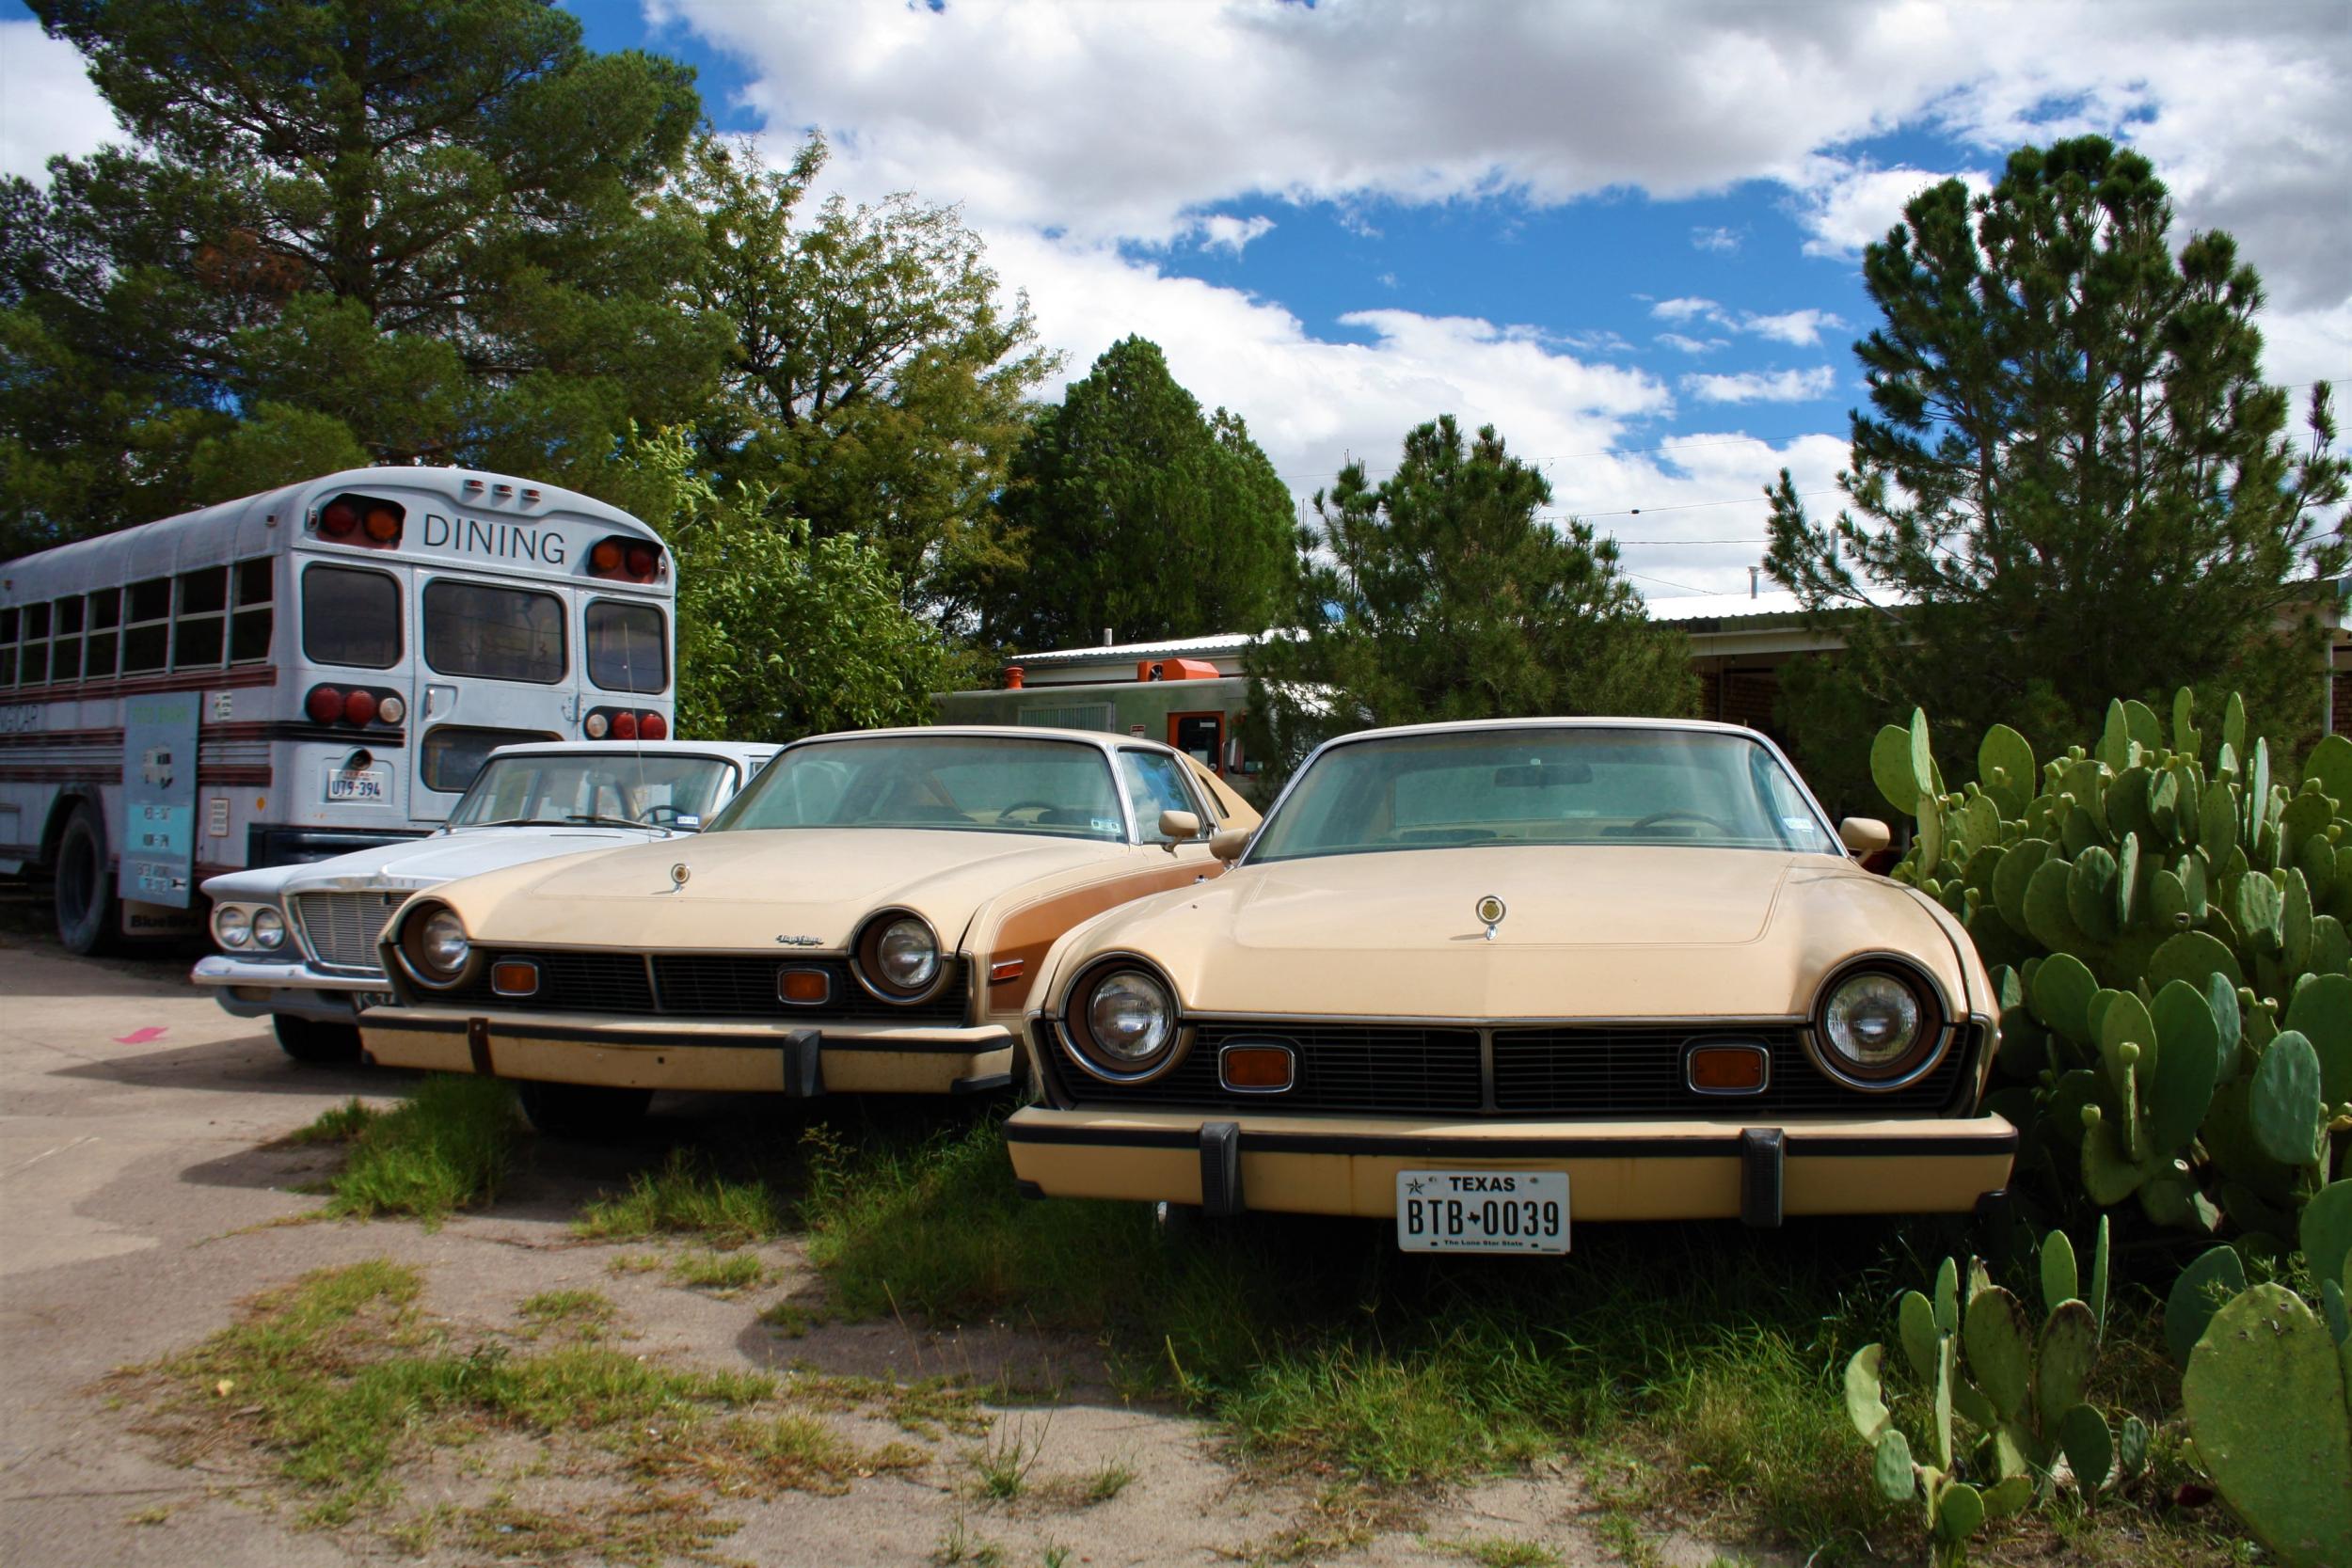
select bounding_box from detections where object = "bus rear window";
[585,601,667,694]
[421,725,560,796]
[302,565,401,669]
[424,580,564,685]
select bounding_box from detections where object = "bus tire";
[515,1081,652,1140]
[53,801,118,957]
[273,1015,362,1065]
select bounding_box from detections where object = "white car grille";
[291,891,404,974]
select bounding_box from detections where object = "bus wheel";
[53,802,118,956]
[273,1015,362,1065]
[515,1081,652,1140]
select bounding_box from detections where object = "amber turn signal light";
[988,959,1025,985]
[489,959,539,997]
[777,968,830,1006]
[1686,1044,1768,1094]
[1218,1043,1295,1092]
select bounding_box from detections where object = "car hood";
[1065,845,1969,1020]
[200,825,672,902]
[427,828,1137,952]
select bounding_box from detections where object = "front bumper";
[190,955,383,1025]
[358,1006,1017,1097]
[1005,1107,2016,1225]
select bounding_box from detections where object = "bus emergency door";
[407,570,577,823]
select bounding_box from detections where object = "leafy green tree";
[614,430,968,741]
[677,135,1054,621]
[3,0,723,555]
[979,335,1297,650]
[1765,135,2349,778]
[1248,415,1694,781]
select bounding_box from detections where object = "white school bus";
[0,467,675,952]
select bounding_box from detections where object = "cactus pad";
[2184,1284,2352,1568]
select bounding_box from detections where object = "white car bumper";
[190,955,389,1025]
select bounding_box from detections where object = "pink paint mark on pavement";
[113,1027,169,1044]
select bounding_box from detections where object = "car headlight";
[251,907,286,950]
[1812,963,1940,1087]
[854,911,945,1001]
[1064,960,1181,1081]
[400,903,472,985]
[214,904,251,949]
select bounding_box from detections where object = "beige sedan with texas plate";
[1008,718,2015,1253]
[359,726,1257,1135]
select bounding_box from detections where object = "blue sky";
[5,1,2346,599]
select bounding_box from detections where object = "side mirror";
[1209,827,1251,863]
[1158,810,1201,848]
[1839,817,1891,855]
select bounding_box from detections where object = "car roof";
[485,739,778,763]
[1328,716,1768,744]
[783,725,1183,754]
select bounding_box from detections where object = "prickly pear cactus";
[1874,691,2352,1243]
[1846,1224,2128,1560]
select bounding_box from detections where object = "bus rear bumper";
[191,956,373,1025]
[358,1008,1017,1097]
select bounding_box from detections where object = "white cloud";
[0,21,116,183]
[1680,367,1839,404]
[1655,333,1725,356]
[1196,214,1274,254]
[1789,155,1992,258]
[1690,225,1741,253]
[1651,296,1719,324]
[1740,308,1847,347]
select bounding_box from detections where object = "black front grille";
[441,950,966,1025]
[1083,1023,1484,1114]
[1065,1021,1977,1117]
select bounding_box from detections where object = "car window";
[710,736,1126,842]
[448,754,738,827]
[1250,729,1832,862]
[1118,750,1200,842]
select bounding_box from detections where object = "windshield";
[709,736,1127,842]
[447,753,737,830]
[1248,728,1834,862]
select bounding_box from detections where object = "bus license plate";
[1395,1170,1569,1255]
[325,767,388,803]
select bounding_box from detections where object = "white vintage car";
[191,739,775,1062]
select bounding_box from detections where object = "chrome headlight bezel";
[1805,955,1947,1091]
[397,901,475,989]
[1059,956,1184,1084]
[850,910,952,1006]
[250,906,286,950]
[213,903,253,950]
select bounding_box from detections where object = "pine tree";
[1765,136,2348,774]
[981,336,1296,650]
[3,0,721,553]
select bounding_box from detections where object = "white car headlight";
[214,904,252,949]
[857,913,944,1000]
[251,907,286,950]
[1065,963,1180,1080]
[1816,967,1934,1085]
[401,904,472,984]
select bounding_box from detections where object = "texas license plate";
[325,767,388,802]
[1395,1170,1569,1254]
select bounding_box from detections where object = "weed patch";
[318,1076,519,1227]
[515,1289,615,1340]
[575,1148,785,1245]
[1446,1538,1561,1568]
[644,1411,922,1498]
[671,1249,767,1293]
[288,1098,377,1146]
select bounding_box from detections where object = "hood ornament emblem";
[1475,895,1506,942]
[669,863,691,890]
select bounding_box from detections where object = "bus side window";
[0,605,16,687]
[122,578,171,673]
[51,595,84,685]
[301,564,401,669]
[173,566,228,669]
[230,558,273,662]
[19,601,49,685]
[83,588,119,679]
[585,600,667,694]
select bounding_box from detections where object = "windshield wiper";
[564,813,660,831]
[467,816,577,829]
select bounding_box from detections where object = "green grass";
[288,1098,378,1145]
[670,1250,768,1292]
[516,1289,616,1340]
[969,1415,1047,1501]
[1081,1457,1136,1503]
[1447,1538,1561,1568]
[317,1076,521,1227]
[574,1149,787,1245]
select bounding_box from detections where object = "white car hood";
[200,825,674,902]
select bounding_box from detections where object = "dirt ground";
[0,911,1766,1568]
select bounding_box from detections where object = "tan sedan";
[359,727,1256,1135]
[1008,719,2013,1252]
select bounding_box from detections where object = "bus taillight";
[315,493,405,547]
[589,535,662,582]
[306,683,404,729]
[307,685,344,723]
[640,712,667,740]
[612,711,639,740]
[344,689,379,726]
